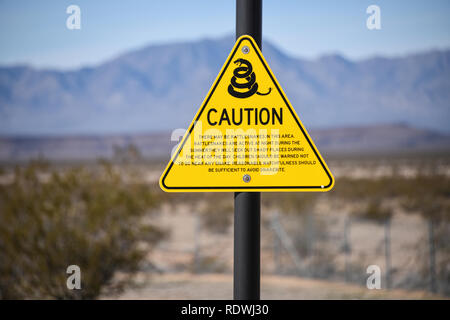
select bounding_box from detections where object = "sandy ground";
[105,272,441,300]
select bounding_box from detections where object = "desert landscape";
[2,144,448,299]
[104,152,449,299]
[1,15,448,300]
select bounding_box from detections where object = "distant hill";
[311,123,450,153]
[1,124,449,162]
[0,35,449,135]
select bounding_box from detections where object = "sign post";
[234,0,262,301]
[160,0,334,300]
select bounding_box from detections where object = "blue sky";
[0,0,449,69]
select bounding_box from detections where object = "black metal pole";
[234,0,262,301]
[234,192,260,300]
[236,0,262,47]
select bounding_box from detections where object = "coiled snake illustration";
[228,59,271,98]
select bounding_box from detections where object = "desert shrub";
[401,174,450,221]
[199,194,233,234]
[190,255,228,274]
[332,177,402,201]
[263,193,317,215]
[359,200,393,223]
[113,143,143,164]
[0,161,165,299]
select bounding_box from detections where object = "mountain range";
[0,35,449,135]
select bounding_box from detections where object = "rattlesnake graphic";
[227,59,271,98]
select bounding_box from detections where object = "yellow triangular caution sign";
[160,35,334,192]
